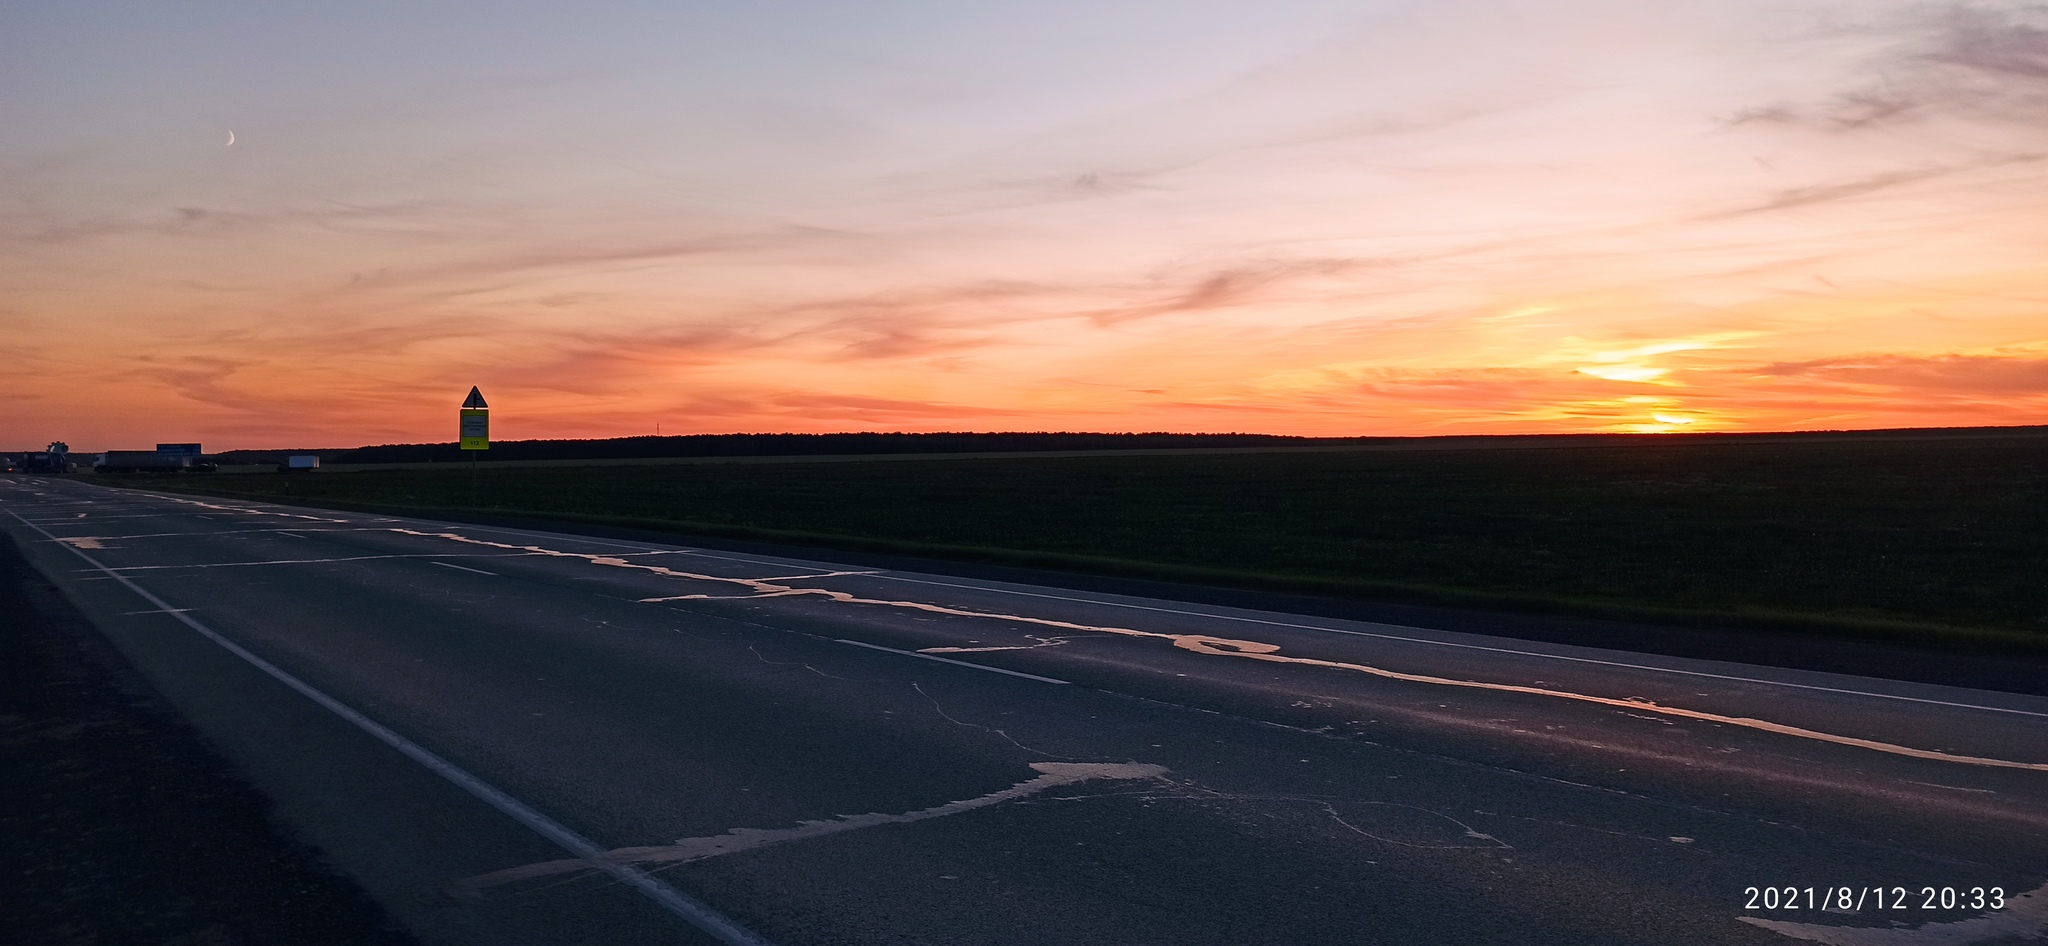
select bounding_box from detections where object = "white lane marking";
[5,510,777,946]
[834,639,1071,685]
[1740,880,2047,944]
[105,553,528,571]
[461,762,1164,890]
[431,561,498,576]
[43,528,385,540]
[24,514,196,523]
[867,575,2048,720]
[146,494,348,522]
[57,536,107,549]
[70,492,350,523]
[1904,779,1997,794]
[121,608,196,615]
[395,528,2048,771]
[753,570,883,581]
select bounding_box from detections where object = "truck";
[97,450,194,473]
[92,442,216,474]
[279,455,321,472]
[22,442,74,474]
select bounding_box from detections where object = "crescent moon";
[226,130,235,146]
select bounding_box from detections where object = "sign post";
[459,387,490,450]
[460,387,488,505]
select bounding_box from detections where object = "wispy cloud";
[7,0,2048,447]
[1932,4,2048,82]
[1756,349,2048,393]
[1084,259,1366,326]
[1727,2,2048,129]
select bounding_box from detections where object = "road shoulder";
[0,530,417,946]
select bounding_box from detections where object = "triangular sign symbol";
[461,386,488,409]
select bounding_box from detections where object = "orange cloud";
[7,0,2048,449]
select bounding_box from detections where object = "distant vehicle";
[97,450,194,473]
[280,455,321,472]
[22,442,74,474]
[93,442,217,474]
[158,442,213,470]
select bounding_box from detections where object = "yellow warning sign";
[459,409,488,450]
[459,387,490,450]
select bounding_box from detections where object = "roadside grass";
[120,434,2048,650]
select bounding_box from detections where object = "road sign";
[460,386,489,451]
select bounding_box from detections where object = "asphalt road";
[6,476,2045,946]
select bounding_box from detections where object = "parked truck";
[22,442,74,474]
[92,442,216,474]
[96,450,194,473]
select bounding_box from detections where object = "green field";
[124,432,2048,648]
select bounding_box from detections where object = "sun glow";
[1576,364,1673,384]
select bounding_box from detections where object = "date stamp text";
[1743,886,2006,913]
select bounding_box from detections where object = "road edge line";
[5,506,780,946]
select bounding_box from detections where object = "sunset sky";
[5,0,2047,449]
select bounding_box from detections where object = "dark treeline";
[200,425,2048,466]
[212,431,1358,465]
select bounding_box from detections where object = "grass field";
[124,431,2048,648]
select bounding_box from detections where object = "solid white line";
[5,509,778,946]
[38,528,366,540]
[834,639,1071,685]
[104,553,529,571]
[866,575,2048,719]
[23,514,193,523]
[431,561,498,576]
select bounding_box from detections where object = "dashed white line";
[432,561,499,576]
[106,553,526,571]
[834,638,1071,685]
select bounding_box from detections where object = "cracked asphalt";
[5,476,2046,946]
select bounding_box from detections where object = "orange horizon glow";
[5,1,2045,451]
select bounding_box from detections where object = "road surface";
[5,476,2045,946]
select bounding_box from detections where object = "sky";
[4,0,2047,449]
